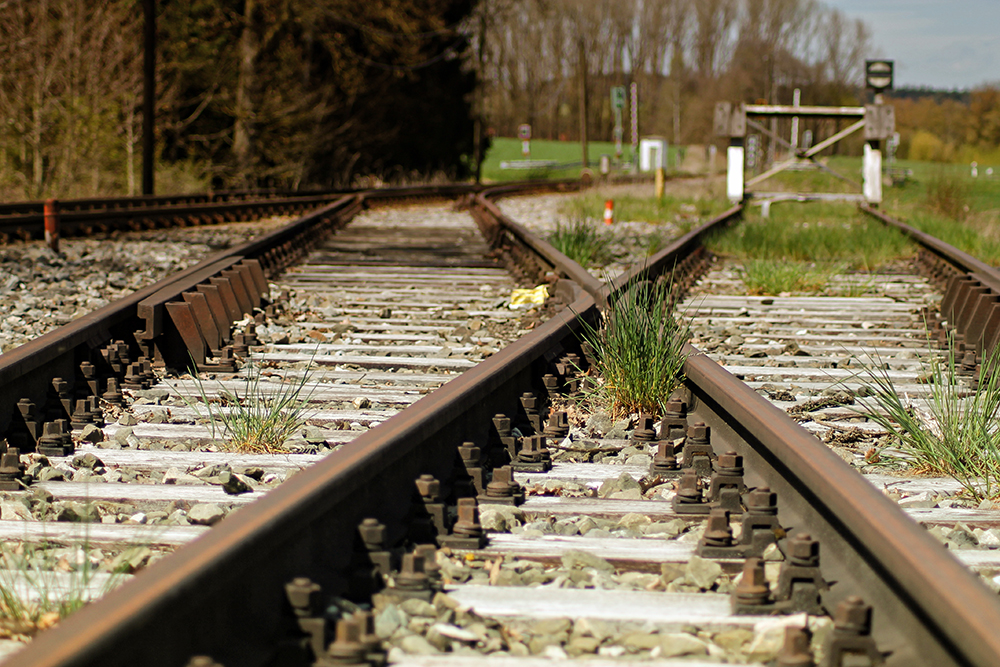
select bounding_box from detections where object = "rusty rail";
[5,189,1000,666]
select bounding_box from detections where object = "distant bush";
[908,130,947,162]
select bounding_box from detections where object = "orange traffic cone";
[603,199,614,225]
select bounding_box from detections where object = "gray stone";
[79,424,104,443]
[187,503,225,526]
[576,517,598,534]
[586,413,614,435]
[0,500,31,521]
[71,452,104,469]
[399,635,438,655]
[622,631,660,651]
[399,598,437,618]
[37,467,65,482]
[113,427,134,443]
[53,501,99,523]
[624,454,652,467]
[565,635,601,656]
[617,513,652,530]
[946,523,978,548]
[561,550,614,572]
[685,555,723,590]
[117,413,138,427]
[610,488,643,500]
[713,628,753,653]
[658,633,708,658]
[479,509,508,532]
[376,605,406,639]
[430,623,479,643]
[642,519,686,537]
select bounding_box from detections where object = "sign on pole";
[610,87,626,110]
[518,124,531,157]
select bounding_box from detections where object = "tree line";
[0,0,476,199]
[470,0,874,152]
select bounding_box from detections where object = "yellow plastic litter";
[508,284,549,309]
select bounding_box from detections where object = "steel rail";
[861,203,1000,294]
[0,184,601,667]
[7,188,1000,666]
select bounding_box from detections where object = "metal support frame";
[715,101,894,205]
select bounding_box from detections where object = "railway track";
[0,183,1000,667]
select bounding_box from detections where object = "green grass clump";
[578,277,689,417]
[548,218,617,268]
[738,259,835,295]
[187,355,316,453]
[706,202,914,269]
[0,540,126,639]
[857,333,1000,501]
[924,171,972,221]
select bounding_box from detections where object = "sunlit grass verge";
[187,354,316,454]
[577,276,690,417]
[706,202,915,269]
[855,333,1000,501]
[738,259,836,295]
[0,540,126,640]
[548,218,617,268]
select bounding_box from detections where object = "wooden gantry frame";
[715,102,896,205]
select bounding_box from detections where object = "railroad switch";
[672,468,711,515]
[708,451,747,515]
[820,596,884,667]
[0,447,26,491]
[681,422,715,477]
[478,465,525,506]
[439,497,487,550]
[512,435,552,473]
[455,442,485,497]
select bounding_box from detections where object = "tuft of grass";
[0,539,126,639]
[737,259,835,295]
[186,354,316,454]
[855,332,1000,501]
[925,171,972,221]
[577,275,690,417]
[548,218,617,268]
[706,202,915,269]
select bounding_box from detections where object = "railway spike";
[512,434,551,472]
[0,447,26,491]
[708,451,747,515]
[731,557,774,614]
[285,577,326,660]
[776,626,815,667]
[479,465,525,506]
[774,533,829,615]
[324,616,368,666]
[631,413,657,442]
[681,422,715,477]
[658,398,689,444]
[821,596,884,667]
[739,486,784,557]
[649,440,682,477]
[698,508,742,558]
[672,468,711,515]
[185,658,224,667]
[455,442,484,497]
[542,410,569,440]
[439,497,487,550]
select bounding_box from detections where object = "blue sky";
[824,0,1000,89]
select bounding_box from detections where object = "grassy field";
[748,155,1000,264]
[480,137,683,182]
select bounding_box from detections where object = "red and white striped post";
[44,198,59,253]
[603,199,614,225]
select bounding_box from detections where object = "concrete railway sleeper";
[0,187,997,667]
